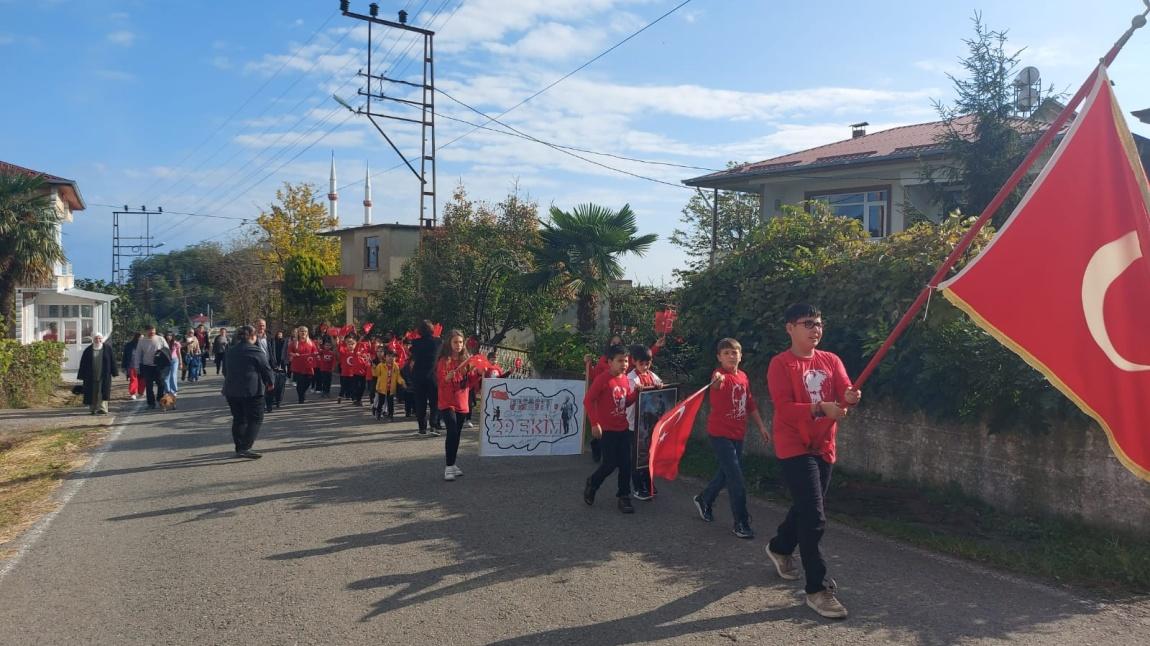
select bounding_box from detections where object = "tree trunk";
[0,277,14,339]
[576,292,599,334]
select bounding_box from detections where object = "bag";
[71,384,84,395]
[154,348,171,369]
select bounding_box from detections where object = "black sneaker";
[732,521,754,539]
[236,450,262,460]
[618,497,635,514]
[583,479,596,506]
[693,495,713,522]
[633,488,653,501]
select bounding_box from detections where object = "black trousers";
[374,393,395,418]
[315,370,332,394]
[227,395,265,452]
[443,410,467,466]
[413,376,440,430]
[140,364,166,405]
[351,376,366,403]
[295,374,312,403]
[588,430,633,498]
[214,352,225,374]
[769,455,834,594]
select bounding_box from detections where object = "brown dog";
[158,393,177,411]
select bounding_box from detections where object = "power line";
[135,7,341,207]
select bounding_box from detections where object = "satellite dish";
[1016,86,1040,111]
[1014,66,1041,87]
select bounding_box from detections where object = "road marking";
[0,402,141,582]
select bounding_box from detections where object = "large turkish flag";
[940,67,1150,481]
[649,384,708,481]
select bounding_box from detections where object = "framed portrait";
[635,386,678,470]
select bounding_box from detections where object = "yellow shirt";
[374,362,405,395]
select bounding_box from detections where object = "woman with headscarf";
[78,332,119,415]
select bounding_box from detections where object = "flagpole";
[851,4,1149,390]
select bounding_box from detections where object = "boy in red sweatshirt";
[692,337,769,540]
[765,303,860,620]
[582,344,639,514]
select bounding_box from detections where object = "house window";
[364,236,380,270]
[809,188,889,238]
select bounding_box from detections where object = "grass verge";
[0,425,108,549]
[678,437,1150,595]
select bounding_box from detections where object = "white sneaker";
[448,464,463,477]
[130,394,138,400]
[464,420,475,428]
[443,467,456,481]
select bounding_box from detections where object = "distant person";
[410,320,443,435]
[163,333,181,395]
[122,331,141,401]
[286,326,318,404]
[78,333,118,415]
[131,325,169,409]
[212,327,229,374]
[222,325,274,459]
[373,348,405,421]
[436,329,478,481]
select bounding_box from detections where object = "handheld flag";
[649,384,709,480]
[940,68,1150,480]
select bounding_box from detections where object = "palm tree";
[526,203,657,333]
[0,174,66,338]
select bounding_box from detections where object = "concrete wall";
[732,387,1150,533]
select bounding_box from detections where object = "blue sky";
[3,0,1149,286]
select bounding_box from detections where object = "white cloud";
[107,30,136,46]
[914,58,962,77]
[234,128,367,149]
[210,56,232,70]
[484,22,608,61]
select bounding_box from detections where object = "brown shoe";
[806,587,848,619]
[766,548,801,580]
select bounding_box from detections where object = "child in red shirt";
[692,337,769,540]
[437,330,479,481]
[316,341,336,398]
[582,344,639,514]
[765,304,860,620]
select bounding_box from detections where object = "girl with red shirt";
[437,330,479,481]
[315,340,336,398]
[287,326,319,404]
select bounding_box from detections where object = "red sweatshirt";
[766,349,852,464]
[584,370,637,432]
[340,349,371,378]
[317,349,335,372]
[287,340,318,375]
[436,356,471,413]
[706,367,758,441]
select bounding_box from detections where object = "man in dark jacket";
[409,320,443,435]
[223,325,274,459]
[79,333,119,415]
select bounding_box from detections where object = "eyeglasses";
[794,320,825,330]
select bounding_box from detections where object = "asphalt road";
[1,373,1147,645]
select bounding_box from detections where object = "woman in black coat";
[223,325,274,459]
[78,333,119,415]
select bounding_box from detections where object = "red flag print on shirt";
[940,67,1150,481]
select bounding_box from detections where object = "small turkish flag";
[649,384,708,480]
[362,322,374,334]
[940,67,1150,481]
[491,389,509,401]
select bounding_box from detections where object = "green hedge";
[0,340,65,408]
[676,209,1088,434]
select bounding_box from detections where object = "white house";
[2,161,116,372]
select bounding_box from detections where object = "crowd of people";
[81,302,862,621]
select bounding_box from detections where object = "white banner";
[479,378,585,457]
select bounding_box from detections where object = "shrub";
[677,208,1087,433]
[0,340,65,408]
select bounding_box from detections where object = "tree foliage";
[677,206,1087,433]
[0,174,66,337]
[526,203,657,333]
[373,185,566,345]
[254,182,339,276]
[128,243,227,331]
[282,252,341,323]
[927,13,1054,227]
[670,163,762,272]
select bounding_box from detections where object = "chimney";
[328,152,338,222]
[851,122,869,139]
[363,162,372,225]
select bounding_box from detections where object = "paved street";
[1,373,1147,645]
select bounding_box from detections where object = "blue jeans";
[701,436,748,525]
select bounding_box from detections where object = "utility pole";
[112,205,165,285]
[338,1,438,228]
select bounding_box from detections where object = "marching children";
[582,344,639,514]
[366,347,382,409]
[765,303,860,620]
[373,348,405,420]
[692,337,770,539]
[316,340,335,398]
[627,343,663,501]
[437,330,478,481]
[584,334,625,463]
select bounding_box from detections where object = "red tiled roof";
[0,160,85,211]
[684,115,1051,187]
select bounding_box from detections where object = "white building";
[2,161,116,372]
